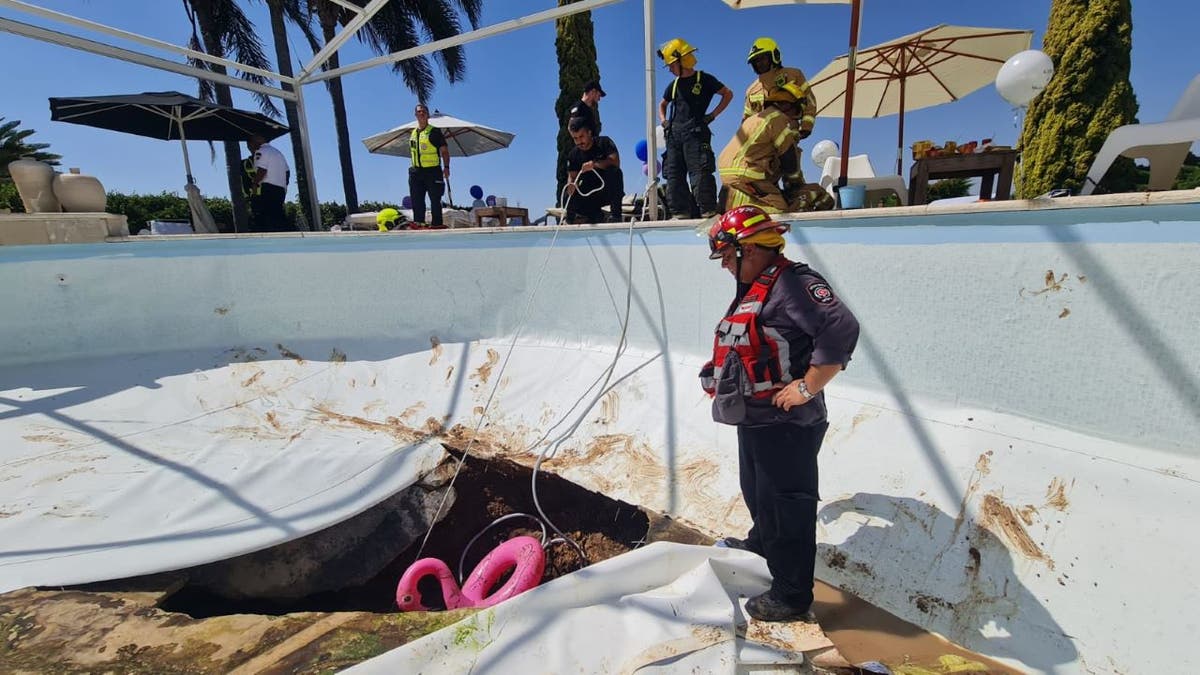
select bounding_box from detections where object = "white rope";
[413,167,638,569]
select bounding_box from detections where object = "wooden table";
[908,149,1018,205]
[472,206,531,227]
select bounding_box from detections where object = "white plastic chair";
[1081,74,1200,195]
[819,155,909,206]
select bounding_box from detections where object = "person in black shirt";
[408,103,451,228]
[657,38,732,218]
[565,119,621,225]
[568,80,605,134]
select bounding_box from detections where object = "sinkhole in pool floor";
[154,449,708,618]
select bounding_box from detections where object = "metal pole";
[298,0,392,79]
[305,0,625,85]
[644,0,657,219]
[176,107,194,184]
[896,74,906,176]
[0,17,292,101]
[837,0,862,189]
[293,86,321,231]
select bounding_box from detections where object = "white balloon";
[996,49,1055,108]
[810,139,840,170]
[654,125,667,148]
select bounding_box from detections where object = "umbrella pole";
[176,107,194,185]
[896,77,906,176]
[837,0,863,189]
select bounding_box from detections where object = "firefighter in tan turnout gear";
[718,37,834,214]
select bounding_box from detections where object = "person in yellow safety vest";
[717,38,833,214]
[408,103,451,228]
[657,37,733,219]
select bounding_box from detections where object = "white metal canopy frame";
[0,0,862,222]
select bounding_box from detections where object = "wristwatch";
[796,380,814,400]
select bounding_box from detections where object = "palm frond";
[210,0,282,117]
[186,33,217,103]
[397,0,469,82]
[281,0,323,57]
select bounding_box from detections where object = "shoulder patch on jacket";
[808,281,835,304]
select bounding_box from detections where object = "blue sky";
[2,0,1196,216]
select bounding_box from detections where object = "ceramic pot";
[7,157,61,213]
[53,168,107,213]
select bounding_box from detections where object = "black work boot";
[717,536,763,556]
[745,591,817,623]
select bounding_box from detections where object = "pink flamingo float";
[395,535,546,611]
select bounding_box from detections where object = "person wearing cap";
[657,38,732,219]
[717,38,832,214]
[564,80,624,221]
[568,80,606,135]
[700,205,859,623]
[408,103,451,228]
[247,134,293,232]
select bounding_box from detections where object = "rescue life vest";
[410,126,440,168]
[701,256,796,398]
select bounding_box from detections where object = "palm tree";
[0,117,60,171]
[266,0,321,228]
[182,0,282,231]
[309,0,483,214]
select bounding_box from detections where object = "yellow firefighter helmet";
[657,38,698,69]
[747,37,782,67]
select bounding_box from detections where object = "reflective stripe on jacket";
[701,258,797,398]
[717,108,798,182]
[744,67,817,135]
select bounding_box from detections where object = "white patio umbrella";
[807,24,1033,174]
[362,112,515,158]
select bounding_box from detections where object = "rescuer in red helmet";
[700,206,860,622]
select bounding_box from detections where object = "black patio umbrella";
[48,91,288,185]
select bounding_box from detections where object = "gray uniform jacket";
[723,261,860,428]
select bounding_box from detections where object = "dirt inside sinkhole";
[159,448,702,618]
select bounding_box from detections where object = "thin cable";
[412,218,567,561]
[457,512,548,582]
[415,165,638,570]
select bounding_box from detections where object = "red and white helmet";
[707,206,790,259]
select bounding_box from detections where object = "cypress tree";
[1018,0,1139,197]
[554,0,601,205]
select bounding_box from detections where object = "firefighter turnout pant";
[718,109,833,214]
[664,124,718,218]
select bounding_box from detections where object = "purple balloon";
[486,195,497,206]
[401,195,413,209]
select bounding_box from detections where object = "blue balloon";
[401,195,412,209]
[470,185,484,199]
[486,195,497,207]
[634,139,648,163]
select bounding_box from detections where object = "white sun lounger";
[1081,74,1200,195]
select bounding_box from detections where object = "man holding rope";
[564,118,622,224]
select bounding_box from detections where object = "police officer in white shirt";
[247,134,293,232]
